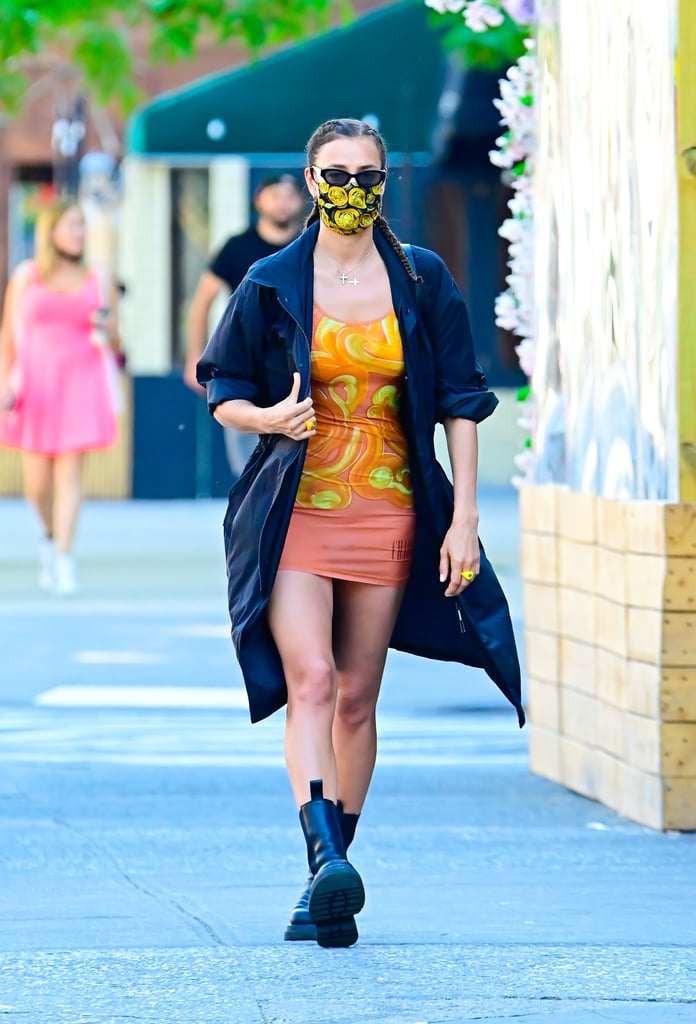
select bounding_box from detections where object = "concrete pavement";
[1,490,695,1023]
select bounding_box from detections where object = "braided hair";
[304,118,423,284]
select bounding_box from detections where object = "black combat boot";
[284,800,361,942]
[298,780,364,948]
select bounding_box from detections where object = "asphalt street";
[1,489,695,1024]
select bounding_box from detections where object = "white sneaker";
[38,538,56,590]
[53,553,79,597]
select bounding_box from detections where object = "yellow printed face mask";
[310,167,385,235]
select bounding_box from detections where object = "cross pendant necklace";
[338,272,360,286]
[317,242,374,286]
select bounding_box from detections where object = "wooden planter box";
[520,484,696,830]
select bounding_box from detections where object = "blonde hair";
[34,199,84,279]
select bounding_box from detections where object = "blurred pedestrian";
[184,174,305,476]
[197,118,523,948]
[0,199,121,596]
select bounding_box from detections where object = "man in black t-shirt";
[185,174,305,474]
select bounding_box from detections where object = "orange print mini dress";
[278,305,416,586]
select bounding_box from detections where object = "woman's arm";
[214,373,315,442]
[0,271,20,408]
[198,279,315,442]
[107,281,121,356]
[438,417,481,598]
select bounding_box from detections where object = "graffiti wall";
[533,0,679,500]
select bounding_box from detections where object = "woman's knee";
[335,678,378,730]
[287,657,336,711]
[24,462,52,504]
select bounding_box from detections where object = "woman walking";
[197,118,524,948]
[0,199,120,595]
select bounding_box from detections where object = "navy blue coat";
[197,222,525,727]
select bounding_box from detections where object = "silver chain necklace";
[317,243,375,286]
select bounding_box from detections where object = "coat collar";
[247,220,418,312]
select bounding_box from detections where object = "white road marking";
[171,624,230,638]
[1,699,527,768]
[72,651,169,665]
[35,685,249,709]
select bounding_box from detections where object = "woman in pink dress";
[0,199,120,595]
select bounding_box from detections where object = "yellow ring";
[461,570,475,581]
[305,419,315,432]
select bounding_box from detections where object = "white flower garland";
[425,0,538,484]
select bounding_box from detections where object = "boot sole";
[309,863,364,948]
[315,915,358,949]
[284,921,317,941]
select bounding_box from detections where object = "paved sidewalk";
[0,490,695,1023]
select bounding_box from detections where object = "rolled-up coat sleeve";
[196,278,263,414]
[421,251,498,424]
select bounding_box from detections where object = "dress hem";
[275,566,409,588]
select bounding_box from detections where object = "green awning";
[127,0,447,156]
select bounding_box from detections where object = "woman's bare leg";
[332,581,406,814]
[268,570,338,807]
[22,453,54,537]
[52,452,85,554]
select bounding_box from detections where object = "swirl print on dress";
[296,310,413,512]
[278,308,416,586]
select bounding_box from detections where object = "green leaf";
[430,8,527,71]
[0,0,354,114]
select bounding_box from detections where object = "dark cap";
[254,173,303,197]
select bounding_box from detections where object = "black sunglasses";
[311,166,387,189]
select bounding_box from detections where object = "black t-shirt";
[208,226,287,292]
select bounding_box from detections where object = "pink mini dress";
[0,264,117,455]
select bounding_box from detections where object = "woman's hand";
[262,372,316,441]
[439,515,480,597]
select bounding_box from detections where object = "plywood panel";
[595,595,628,659]
[558,489,596,543]
[560,637,596,695]
[559,735,599,801]
[661,612,696,666]
[595,750,623,810]
[526,676,560,731]
[624,553,666,610]
[660,667,696,720]
[625,502,666,555]
[559,587,596,646]
[518,483,560,534]
[665,505,696,555]
[596,701,626,761]
[661,723,696,777]
[0,446,22,495]
[664,558,696,611]
[625,660,661,718]
[596,547,626,605]
[559,538,596,592]
[617,763,664,830]
[520,531,558,584]
[560,688,600,747]
[595,496,628,552]
[528,724,562,781]
[627,607,662,663]
[663,777,696,830]
[623,712,661,774]
[523,581,559,634]
[525,629,560,684]
[596,648,627,710]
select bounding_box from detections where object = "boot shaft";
[337,801,360,852]
[299,780,347,873]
